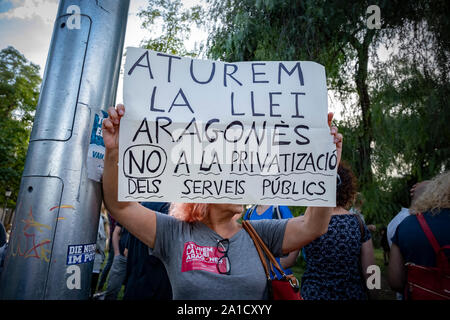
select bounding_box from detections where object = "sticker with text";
[67,243,96,265]
[181,241,227,274]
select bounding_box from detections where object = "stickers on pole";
[87,110,108,182]
[118,47,337,206]
[67,243,96,265]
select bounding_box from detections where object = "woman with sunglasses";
[102,104,343,300]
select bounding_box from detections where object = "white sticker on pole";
[118,47,336,207]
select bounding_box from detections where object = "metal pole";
[0,0,130,299]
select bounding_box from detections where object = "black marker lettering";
[150,87,164,112]
[190,60,216,84]
[168,88,194,114]
[291,92,305,118]
[128,51,153,79]
[223,64,243,87]
[132,118,153,143]
[157,52,181,83]
[252,63,269,83]
[269,92,282,117]
[278,62,304,85]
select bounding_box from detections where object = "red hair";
[169,203,209,223]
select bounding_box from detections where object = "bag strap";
[242,220,286,279]
[416,213,450,269]
[416,213,441,254]
[247,225,271,280]
[242,220,270,279]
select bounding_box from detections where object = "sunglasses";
[216,239,231,275]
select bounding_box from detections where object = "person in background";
[350,193,376,233]
[123,202,173,300]
[97,212,116,292]
[386,179,429,300]
[387,180,430,248]
[91,207,108,297]
[101,104,343,300]
[301,162,376,300]
[0,222,7,277]
[243,205,300,278]
[104,222,129,300]
[388,171,450,297]
[380,227,390,265]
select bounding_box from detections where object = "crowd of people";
[93,104,449,300]
[89,164,449,301]
[90,202,172,300]
[0,103,448,301]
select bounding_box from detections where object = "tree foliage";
[203,0,449,224]
[204,0,428,186]
[138,0,203,56]
[137,0,449,225]
[0,46,41,209]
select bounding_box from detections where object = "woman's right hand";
[102,104,125,150]
[327,112,343,166]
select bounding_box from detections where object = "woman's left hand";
[328,112,343,166]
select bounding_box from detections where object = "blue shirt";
[392,208,450,267]
[244,205,294,279]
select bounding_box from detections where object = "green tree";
[138,0,203,56]
[205,0,421,187]
[0,46,41,211]
[136,0,449,225]
[205,0,449,223]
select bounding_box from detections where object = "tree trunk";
[352,31,374,186]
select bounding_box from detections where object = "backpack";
[244,205,282,220]
[405,213,450,300]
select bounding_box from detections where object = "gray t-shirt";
[150,213,288,300]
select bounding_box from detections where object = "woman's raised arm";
[282,112,343,253]
[102,104,157,248]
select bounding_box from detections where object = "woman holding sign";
[102,104,343,300]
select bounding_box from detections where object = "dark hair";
[336,161,358,209]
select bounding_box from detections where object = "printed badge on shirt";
[181,241,228,274]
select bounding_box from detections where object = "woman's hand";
[101,103,157,249]
[102,104,125,150]
[328,112,343,166]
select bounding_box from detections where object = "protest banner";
[118,47,336,206]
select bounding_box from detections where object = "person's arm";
[280,250,300,269]
[112,225,121,256]
[282,113,342,254]
[102,105,157,248]
[361,239,377,298]
[361,239,375,278]
[279,206,300,268]
[282,207,332,253]
[104,216,110,250]
[388,243,406,293]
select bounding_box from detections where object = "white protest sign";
[118,47,336,206]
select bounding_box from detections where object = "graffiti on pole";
[10,208,52,262]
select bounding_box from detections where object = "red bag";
[242,220,302,300]
[405,213,450,300]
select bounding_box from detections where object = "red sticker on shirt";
[181,241,227,274]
